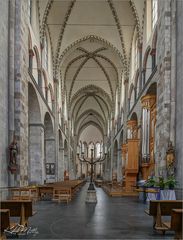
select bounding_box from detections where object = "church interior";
[0,0,183,239]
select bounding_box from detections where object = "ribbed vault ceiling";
[38,0,145,140]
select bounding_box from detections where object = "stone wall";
[175,0,183,199]
[0,0,9,187]
[14,0,29,186]
[155,0,174,177]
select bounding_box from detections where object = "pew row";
[9,187,39,202]
[163,209,183,240]
[38,180,85,201]
[145,200,183,235]
[0,209,10,240]
[0,200,36,226]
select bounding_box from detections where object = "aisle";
[29,183,174,239]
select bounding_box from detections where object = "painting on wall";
[46,163,55,175]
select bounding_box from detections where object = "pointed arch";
[143,46,151,70]
[42,69,48,99]
[33,45,41,69]
[134,69,140,98]
[48,83,54,101]
[143,46,152,84]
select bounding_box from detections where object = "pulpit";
[122,119,139,192]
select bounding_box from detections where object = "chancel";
[0,0,183,239]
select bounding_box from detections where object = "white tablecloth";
[160,190,176,200]
[139,189,176,203]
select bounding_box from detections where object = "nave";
[28,183,174,240]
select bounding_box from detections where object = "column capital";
[141,94,156,109]
[29,49,34,57]
[124,79,129,85]
[54,78,59,84]
[138,42,143,51]
[150,48,156,56]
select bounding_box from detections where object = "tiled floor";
[28,183,174,239]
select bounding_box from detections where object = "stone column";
[123,79,129,143]
[156,0,175,177]
[54,78,59,181]
[8,0,15,142]
[14,0,29,187]
[138,43,143,94]
[0,0,10,189]
[29,124,44,184]
[175,0,183,198]
[117,148,122,182]
[45,138,55,182]
[58,147,64,181]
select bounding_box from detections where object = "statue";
[8,136,18,174]
[166,141,175,176]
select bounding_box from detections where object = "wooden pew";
[10,187,39,202]
[52,188,71,203]
[163,209,183,239]
[37,185,53,200]
[0,200,35,226]
[0,209,10,240]
[145,200,183,234]
[37,180,85,201]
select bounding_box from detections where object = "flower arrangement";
[144,175,178,190]
[144,177,157,188]
[157,176,166,190]
[165,175,178,189]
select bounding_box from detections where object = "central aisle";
[29,183,174,239]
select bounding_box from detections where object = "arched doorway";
[28,83,44,184]
[44,112,55,182]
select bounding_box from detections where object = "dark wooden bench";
[0,209,10,239]
[0,200,36,226]
[145,200,183,234]
[163,209,183,239]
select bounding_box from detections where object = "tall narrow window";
[152,0,158,29]
[28,0,32,23]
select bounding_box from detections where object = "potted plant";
[157,176,166,190]
[144,177,157,188]
[165,175,178,189]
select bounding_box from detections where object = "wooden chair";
[145,200,183,234]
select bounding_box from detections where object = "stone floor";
[27,183,174,240]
